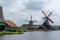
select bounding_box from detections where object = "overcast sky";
[0,0,60,26]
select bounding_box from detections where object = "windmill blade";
[42,11,47,16]
[48,12,52,17]
[48,18,54,23]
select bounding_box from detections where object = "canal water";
[0,31,60,40]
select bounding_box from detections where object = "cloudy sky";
[0,0,60,26]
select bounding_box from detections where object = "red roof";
[4,20,17,27]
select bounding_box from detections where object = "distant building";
[22,24,40,29]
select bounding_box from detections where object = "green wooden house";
[0,22,5,31]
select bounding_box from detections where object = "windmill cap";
[0,6,2,8]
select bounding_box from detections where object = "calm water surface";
[0,31,60,40]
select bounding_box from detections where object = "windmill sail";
[42,11,47,16]
[48,18,54,23]
[48,12,52,17]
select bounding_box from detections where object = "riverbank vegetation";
[0,31,23,35]
[0,28,24,35]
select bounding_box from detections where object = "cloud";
[0,0,15,7]
[25,0,46,11]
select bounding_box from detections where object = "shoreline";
[0,31,23,35]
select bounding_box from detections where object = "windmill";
[25,15,37,28]
[41,11,54,29]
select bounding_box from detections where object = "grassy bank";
[0,31,23,35]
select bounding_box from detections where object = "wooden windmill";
[42,11,54,29]
[25,15,37,28]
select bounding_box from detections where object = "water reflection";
[0,31,60,40]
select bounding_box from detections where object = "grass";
[0,31,23,35]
